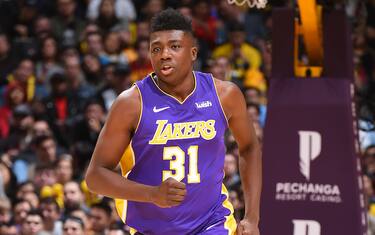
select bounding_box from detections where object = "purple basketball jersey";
[121,71,235,234]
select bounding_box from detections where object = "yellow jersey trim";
[129,227,138,234]
[133,84,143,135]
[211,75,229,126]
[221,184,237,235]
[119,144,135,176]
[115,144,136,223]
[150,71,197,105]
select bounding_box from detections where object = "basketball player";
[86,8,262,235]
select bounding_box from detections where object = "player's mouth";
[160,65,174,76]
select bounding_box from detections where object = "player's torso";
[125,72,231,234]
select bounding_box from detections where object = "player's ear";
[191,46,198,61]
[190,36,198,61]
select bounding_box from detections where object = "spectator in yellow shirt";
[212,22,262,71]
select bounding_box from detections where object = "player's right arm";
[85,86,186,207]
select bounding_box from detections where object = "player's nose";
[161,47,172,60]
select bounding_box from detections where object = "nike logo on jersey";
[205,221,223,231]
[153,106,170,113]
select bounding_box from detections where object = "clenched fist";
[237,219,260,235]
[151,177,187,208]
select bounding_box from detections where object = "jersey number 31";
[162,146,200,183]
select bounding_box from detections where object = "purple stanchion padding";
[323,10,354,78]
[260,8,367,235]
[259,78,366,235]
[271,8,294,79]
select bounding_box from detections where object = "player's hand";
[151,177,187,208]
[237,219,260,235]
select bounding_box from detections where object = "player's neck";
[155,71,195,102]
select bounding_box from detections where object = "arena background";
[0,0,374,234]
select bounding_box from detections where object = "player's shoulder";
[107,85,141,131]
[116,85,141,106]
[213,77,242,98]
[110,85,141,119]
[213,78,245,120]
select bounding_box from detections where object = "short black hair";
[40,197,60,212]
[12,199,31,210]
[33,134,54,148]
[109,222,125,231]
[0,220,16,228]
[26,209,44,219]
[16,181,36,194]
[228,21,245,32]
[247,102,260,114]
[91,200,112,217]
[50,72,67,85]
[150,8,192,34]
[63,215,85,229]
[84,98,105,112]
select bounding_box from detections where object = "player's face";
[149,30,197,85]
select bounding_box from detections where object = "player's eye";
[152,47,161,53]
[171,44,181,49]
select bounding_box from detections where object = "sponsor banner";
[260,78,367,235]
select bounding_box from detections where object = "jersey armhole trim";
[133,84,143,135]
[210,75,229,127]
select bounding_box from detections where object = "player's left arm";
[216,79,262,235]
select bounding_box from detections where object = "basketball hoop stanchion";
[227,0,267,9]
[260,2,368,235]
[294,0,324,77]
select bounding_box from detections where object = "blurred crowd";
[0,0,373,234]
